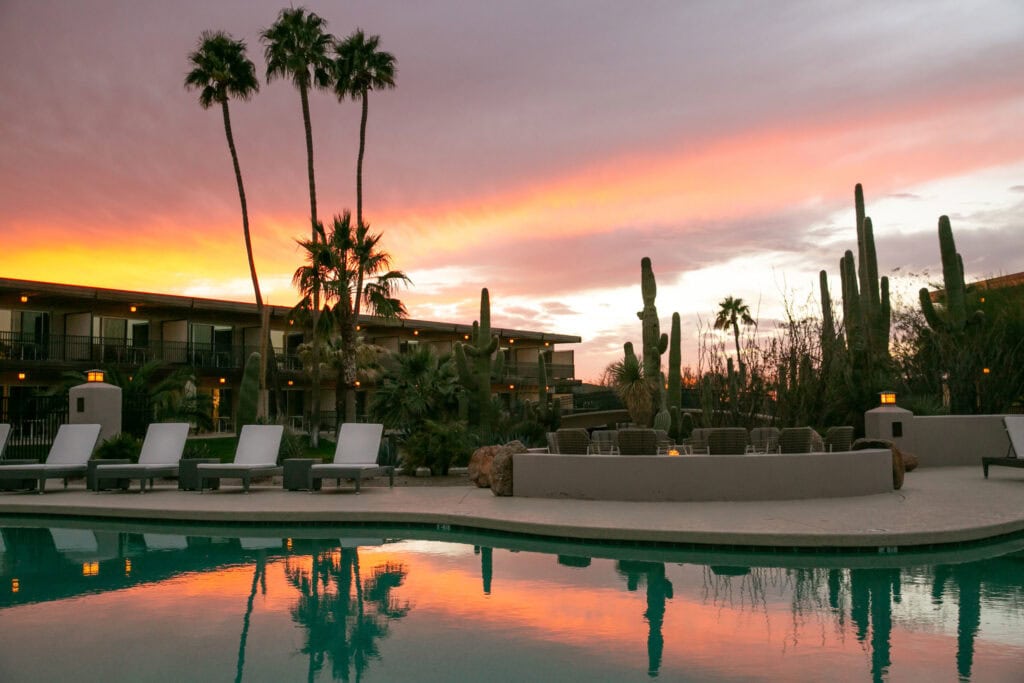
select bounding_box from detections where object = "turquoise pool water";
[1,520,1022,682]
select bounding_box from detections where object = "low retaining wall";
[514,449,893,502]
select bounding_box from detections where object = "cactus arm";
[919,288,944,331]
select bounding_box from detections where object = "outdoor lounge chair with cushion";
[92,422,190,492]
[309,422,391,493]
[684,428,711,455]
[0,423,101,493]
[195,424,284,492]
[982,416,1024,478]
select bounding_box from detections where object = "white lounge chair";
[309,423,391,493]
[0,424,101,493]
[143,533,189,550]
[982,416,1024,478]
[0,423,11,457]
[195,424,284,492]
[93,423,190,492]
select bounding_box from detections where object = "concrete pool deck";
[0,466,1022,550]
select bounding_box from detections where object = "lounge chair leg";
[388,467,394,488]
[354,474,361,494]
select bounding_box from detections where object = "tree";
[369,345,460,433]
[185,31,263,308]
[333,30,396,230]
[262,7,335,444]
[293,212,410,422]
[714,296,755,374]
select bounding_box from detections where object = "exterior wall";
[514,450,893,502]
[865,408,1011,467]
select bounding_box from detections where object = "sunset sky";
[2,0,1023,381]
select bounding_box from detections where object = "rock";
[504,440,529,455]
[468,445,501,487]
[891,448,905,490]
[900,451,919,472]
[851,438,893,451]
[852,438,909,489]
[490,450,514,496]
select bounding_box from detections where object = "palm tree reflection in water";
[286,544,410,682]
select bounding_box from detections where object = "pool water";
[1,521,1022,682]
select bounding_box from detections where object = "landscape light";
[982,367,990,375]
[11,579,19,593]
[17,372,26,381]
[879,391,896,405]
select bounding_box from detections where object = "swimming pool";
[1,519,1022,681]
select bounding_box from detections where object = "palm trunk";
[356,91,368,230]
[221,100,262,309]
[732,321,744,377]
[300,83,321,447]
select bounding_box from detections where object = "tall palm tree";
[714,296,756,374]
[262,7,334,445]
[261,7,334,238]
[333,30,396,230]
[185,31,263,309]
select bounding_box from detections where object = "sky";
[2,0,1023,382]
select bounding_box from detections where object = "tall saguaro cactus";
[918,216,983,413]
[919,216,979,333]
[455,288,505,434]
[635,257,669,428]
[667,312,682,439]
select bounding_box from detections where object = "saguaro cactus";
[455,288,505,434]
[667,312,682,439]
[919,216,980,333]
[633,257,669,428]
[918,216,983,413]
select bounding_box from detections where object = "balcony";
[0,332,301,372]
[501,361,575,384]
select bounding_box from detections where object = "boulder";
[490,450,514,496]
[901,451,920,472]
[892,448,906,490]
[852,438,910,489]
[468,445,502,487]
[469,442,528,488]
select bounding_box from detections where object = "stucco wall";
[865,409,1011,467]
[514,449,893,502]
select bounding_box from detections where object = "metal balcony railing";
[0,331,301,372]
[501,362,575,383]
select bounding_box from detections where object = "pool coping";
[1,466,1022,552]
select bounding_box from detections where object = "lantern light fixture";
[879,391,897,406]
[86,369,105,383]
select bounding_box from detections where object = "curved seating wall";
[513,449,893,502]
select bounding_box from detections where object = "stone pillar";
[69,371,122,443]
[865,405,913,450]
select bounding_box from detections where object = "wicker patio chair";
[555,428,591,455]
[824,426,855,452]
[778,427,821,454]
[748,427,780,453]
[617,428,659,455]
[707,427,749,455]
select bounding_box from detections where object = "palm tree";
[185,31,263,308]
[714,296,755,374]
[293,212,410,422]
[333,30,396,230]
[261,7,334,237]
[262,7,334,445]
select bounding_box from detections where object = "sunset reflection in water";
[0,526,1022,682]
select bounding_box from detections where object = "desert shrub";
[95,432,142,462]
[400,419,472,475]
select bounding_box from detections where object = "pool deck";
[1,466,1023,550]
